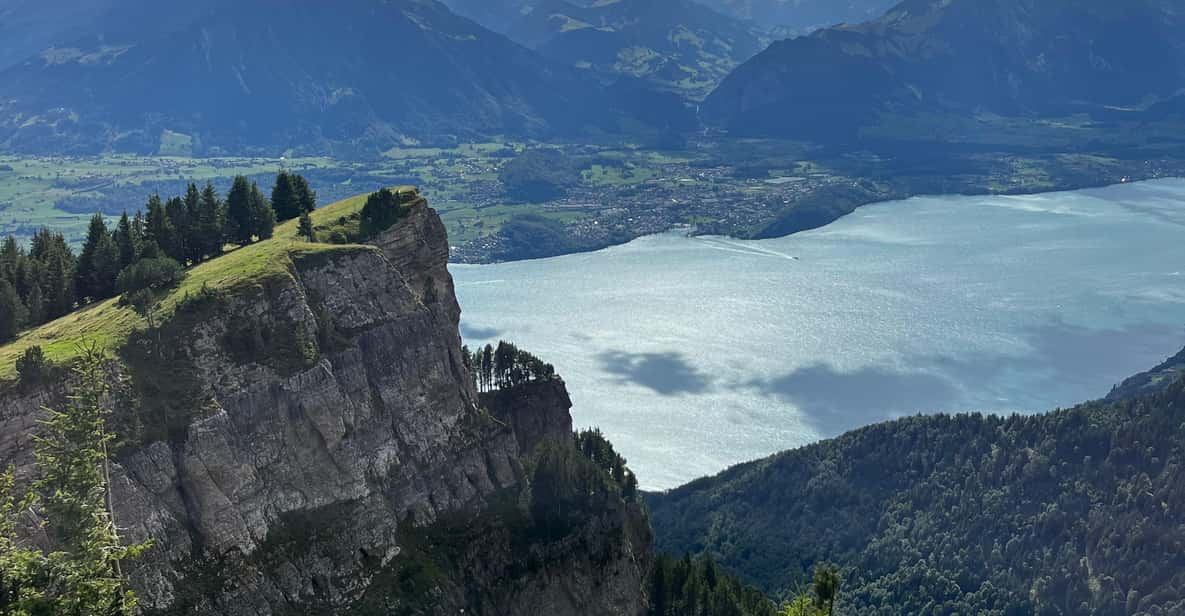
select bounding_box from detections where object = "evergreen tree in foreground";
[292,173,317,217]
[249,181,276,241]
[298,211,316,242]
[113,212,141,270]
[75,214,121,303]
[30,229,76,320]
[194,182,226,261]
[271,171,301,222]
[271,171,316,223]
[225,176,255,246]
[0,279,23,342]
[0,346,149,614]
[359,188,402,239]
[144,195,179,262]
[225,176,276,245]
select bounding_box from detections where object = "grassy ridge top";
[0,187,420,379]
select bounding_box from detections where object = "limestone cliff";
[0,201,649,615]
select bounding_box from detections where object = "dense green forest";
[648,365,1185,616]
[0,172,316,342]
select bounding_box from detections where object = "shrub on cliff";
[359,188,411,239]
[15,345,52,386]
[116,257,185,296]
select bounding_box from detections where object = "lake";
[452,179,1185,489]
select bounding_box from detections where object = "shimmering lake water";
[452,180,1185,489]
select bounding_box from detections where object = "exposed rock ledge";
[0,202,649,615]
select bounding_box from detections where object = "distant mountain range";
[5,0,1185,155]
[437,0,538,33]
[696,0,897,32]
[0,0,672,155]
[505,0,764,98]
[704,0,1185,142]
[441,0,900,35]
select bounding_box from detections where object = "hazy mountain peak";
[0,0,635,154]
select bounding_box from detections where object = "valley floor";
[2,139,1183,263]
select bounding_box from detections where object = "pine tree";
[30,229,76,319]
[482,344,494,392]
[25,282,44,326]
[225,176,254,246]
[249,181,276,241]
[16,346,149,614]
[0,279,23,341]
[359,188,402,239]
[113,212,140,269]
[271,171,300,222]
[145,195,181,262]
[162,197,188,262]
[298,210,316,242]
[293,173,317,215]
[131,212,146,252]
[181,183,202,263]
[196,182,226,260]
[75,214,121,302]
[0,236,19,283]
[811,564,840,616]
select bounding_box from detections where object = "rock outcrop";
[0,201,649,615]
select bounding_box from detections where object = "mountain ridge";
[704,0,1185,141]
[0,0,642,155]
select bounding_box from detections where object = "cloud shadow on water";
[598,350,713,396]
[751,364,960,438]
[752,321,1185,439]
[460,323,502,341]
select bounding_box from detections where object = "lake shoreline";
[450,170,1184,265]
[453,180,1185,488]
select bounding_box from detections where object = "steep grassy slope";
[0,189,415,379]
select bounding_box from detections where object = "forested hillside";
[649,354,1185,615]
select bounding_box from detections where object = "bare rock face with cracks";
[0,199,650,615]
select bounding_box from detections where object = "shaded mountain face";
[648,358,1185,615]
[696,0,896,32]
[506,0,764,99]
[0,0,631,155]
[437,0,538,33]
[704,0,1185,141]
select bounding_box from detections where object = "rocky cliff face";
[0,202,649,615]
